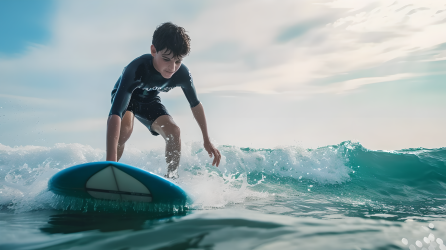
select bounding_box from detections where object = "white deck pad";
[86,166,152,202]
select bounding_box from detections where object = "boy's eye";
[163,58,170,61]
[175,60,182,64]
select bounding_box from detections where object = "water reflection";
[40,210,188,234]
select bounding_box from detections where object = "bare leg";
[117,111,134,161]
[151,115,181,178]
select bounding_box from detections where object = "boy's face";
[150,45,183,79]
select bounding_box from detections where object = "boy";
[106,22,221,178]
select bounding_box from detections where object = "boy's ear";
[150,45,157,57]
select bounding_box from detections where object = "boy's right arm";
[109,61,144,118]
[106,59,145,161]
[106,114,121,161]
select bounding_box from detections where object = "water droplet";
[409,244,416,250]
[402,238,408,245]
[416,240,423,247]
[429,223,435,229]
[309,185,313,187]
[436,238,443,244]
[429,233,435,241]
[424,237,430,244]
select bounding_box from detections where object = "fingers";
[212,152,217,166]
[211,148,221,167]
[204,143,222,167]
[218,151,221,167]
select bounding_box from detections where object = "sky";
[0,0,445,151]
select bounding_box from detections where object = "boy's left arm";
[191,103,221,167]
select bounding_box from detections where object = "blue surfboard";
[48,161,187,203]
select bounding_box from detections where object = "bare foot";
[164,169,179,179]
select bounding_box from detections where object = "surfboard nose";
[86,165,153,202]
[48,161,188,203]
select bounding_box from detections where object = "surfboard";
[48,161,187,203]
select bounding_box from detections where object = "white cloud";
[40,118,105,132]
[333,73,418,93]
[187,0,446,94]
[1,0,446,150]
[1,0,445,96]
[316,0,384,10]
[0,94,58,105]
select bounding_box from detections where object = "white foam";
[0,141,351,212]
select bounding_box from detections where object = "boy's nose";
[169,62,176,72]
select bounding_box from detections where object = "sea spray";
[1,141,445,216]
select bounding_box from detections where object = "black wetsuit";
[109,54,200,135]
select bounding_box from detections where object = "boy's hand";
[204,141,221,167]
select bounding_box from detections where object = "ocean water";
[1,141,446,250]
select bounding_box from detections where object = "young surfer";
[106,22,221,178]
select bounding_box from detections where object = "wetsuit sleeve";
[182,82,200,108]
[177,65,200,108]
[109,60,146,118]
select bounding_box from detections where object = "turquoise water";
[1,141,446,250]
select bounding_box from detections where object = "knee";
[164,124,181,142]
